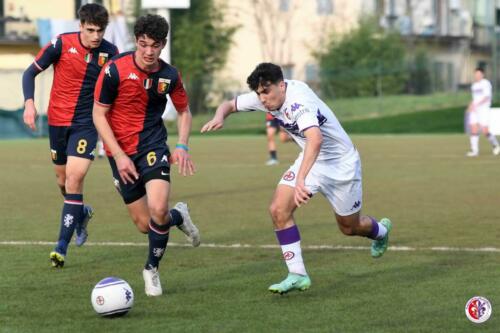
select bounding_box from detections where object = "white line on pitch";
[0,240,500,253]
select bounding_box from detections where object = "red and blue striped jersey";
[34,32,118,126]
[94,51,189,156]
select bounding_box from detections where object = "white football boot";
[173,202,201,247]
[143,266,162,296]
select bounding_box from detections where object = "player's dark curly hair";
[78,3,109,29]
[134,14,169,43]
[246,63,284,91]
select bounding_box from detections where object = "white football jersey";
[236,80,355,161]
[471,79,492,110]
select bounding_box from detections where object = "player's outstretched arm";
[200,99,237,133]
[171,106,195,176]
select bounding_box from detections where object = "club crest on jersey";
[98,52,109,66]
[157,78,171,94]
[144,78,153,90]
[84,53,92,63]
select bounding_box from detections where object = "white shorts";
[279,149,363,216]
[469,108,490,127]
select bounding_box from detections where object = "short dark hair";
[475,67,485,74]
[134,14,169,43]
[78,3,109,29]
[246,63,284,91]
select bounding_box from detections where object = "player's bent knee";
[269,203,291,224]
[148,205,169,224]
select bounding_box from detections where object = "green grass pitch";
[0,134,499,332]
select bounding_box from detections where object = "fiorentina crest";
[98,52,109,66]
[157,78,171,94]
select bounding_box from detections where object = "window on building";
[280,0,291,12]
[282,64,294,79]
[305,63,319,83]
[317,0,333,16]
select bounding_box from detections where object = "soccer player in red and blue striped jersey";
[21,4,119,268]
[93,14,200,297]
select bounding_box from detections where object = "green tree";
[316,19,407,98]
[170,1,238,114]
[409,49,432,95]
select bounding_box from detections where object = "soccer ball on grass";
[91,277,134,317]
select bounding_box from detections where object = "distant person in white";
[466,67,500,156]
[201,63,392,294]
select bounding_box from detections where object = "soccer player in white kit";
[201,63,392,294]
[466,68,500,157]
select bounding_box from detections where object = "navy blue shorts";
[266,118,280,130]
[108,145,171,204]
[49,125,97,165]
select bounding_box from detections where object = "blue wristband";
[175,143,189,151]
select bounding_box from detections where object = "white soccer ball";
[91,277,134,317]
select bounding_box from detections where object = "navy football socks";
[168,208,184,227]
[55,194,84,255]
[145,219,170,269]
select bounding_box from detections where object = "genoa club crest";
[144,78,153,90]
[157,78,171,94]
[98,52,109,66]
[84,53,92,63]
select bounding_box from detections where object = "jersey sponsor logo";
[128,73,139,80]
[283,251,295,260]
[157,78,171,94]
[144,78,153,90]
[98,52,109,66]
[68,47,78,54]
[465,296,492,323]
[283,170,295,181]
[84,53,92,63]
